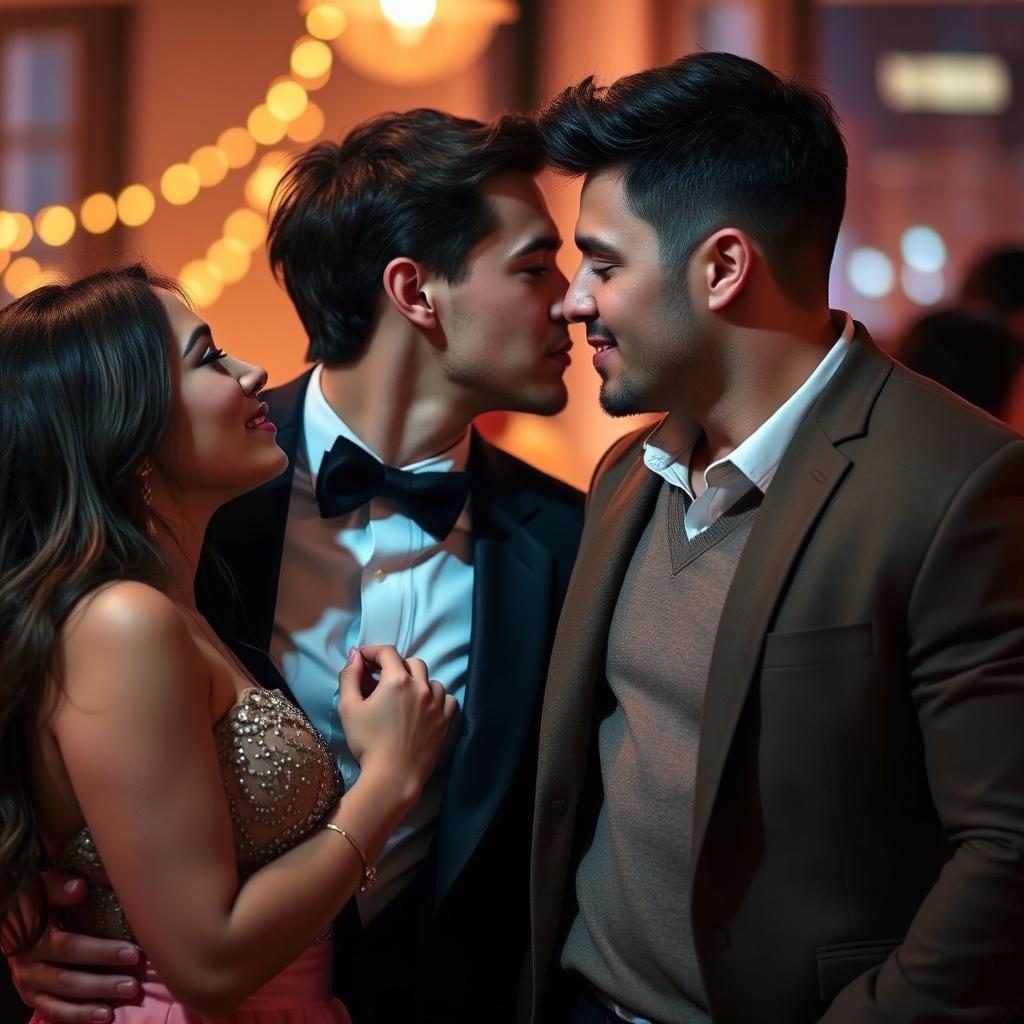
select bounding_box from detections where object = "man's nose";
[563,271,596,323]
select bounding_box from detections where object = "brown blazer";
[525,326,1024,1023]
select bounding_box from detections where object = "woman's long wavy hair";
[0,264,182,953]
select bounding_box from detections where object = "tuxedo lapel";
[691,328,893,870]
[433,435,554,908]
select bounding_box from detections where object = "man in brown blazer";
[524,52,1024,1023]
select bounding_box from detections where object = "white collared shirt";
[271,364,473,922]
[643,312,854,540]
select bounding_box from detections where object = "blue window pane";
[1,146,69,212]
[3,31,75,130]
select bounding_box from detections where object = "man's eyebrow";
[574,235,624,260]
[508,235,562,261]
[183,323,212,358]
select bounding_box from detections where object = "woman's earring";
[139,461,157,537]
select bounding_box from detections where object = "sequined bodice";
[52,688,341,943]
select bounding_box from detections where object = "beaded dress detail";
[51,688,341,945]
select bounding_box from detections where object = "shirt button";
[373,569,386,583]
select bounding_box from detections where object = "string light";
[207,237,251,283]
[247,104,289,146]
[223,207,267,251]
[179,258,224,308]
[217,126,259,169]
[2,5,343,299]
[35,206,76,247]
[160,163,202,206]
[266,79,309,121]
[291,37,333,79]
[117,185,156,227]
[80,193,118,234]
[286,101,325,143]
[189,145,230,187]
[5,256,40,295]
[306,4,346,40]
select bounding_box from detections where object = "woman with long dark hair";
[0,264,455,1022]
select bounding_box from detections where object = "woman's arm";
[50,582,448,1017]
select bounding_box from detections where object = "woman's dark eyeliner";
[199,343,228,366]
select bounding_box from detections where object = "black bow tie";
[315,435,470,540]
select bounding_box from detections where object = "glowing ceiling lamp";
[301,0,519,85]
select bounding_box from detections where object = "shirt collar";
[302,363,471,483]
[643,311,854,495]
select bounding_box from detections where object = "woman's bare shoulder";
[56,581,200,715]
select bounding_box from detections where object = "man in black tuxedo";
[8,109,582,1024]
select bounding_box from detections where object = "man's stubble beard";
[597,281,698,418]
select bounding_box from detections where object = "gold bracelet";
[323,823,377,892]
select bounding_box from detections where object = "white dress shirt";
[271,364,473,922]
[643,312,854,540]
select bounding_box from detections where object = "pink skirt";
[33,943,349,1024]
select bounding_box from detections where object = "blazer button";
[551,799,567,815]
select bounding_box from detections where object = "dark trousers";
[331,869,427,1024]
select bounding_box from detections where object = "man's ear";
[382,257,437,330]
[694,228,754,312]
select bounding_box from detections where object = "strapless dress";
[36,687,349,1023]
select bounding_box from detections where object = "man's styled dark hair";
[267,108,545,365]
[538,51,848,306]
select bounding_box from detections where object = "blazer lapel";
[691,328,893,870]
[433,434,554,908]
[538,452,661,775]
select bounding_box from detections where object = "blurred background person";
[897,306,1023,419]
[961,246,1024,341]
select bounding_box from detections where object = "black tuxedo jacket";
[195,370,583,1022]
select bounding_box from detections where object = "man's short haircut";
[267,108,545,365]
[538,52,848,306]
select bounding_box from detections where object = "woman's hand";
[338,645,457,804]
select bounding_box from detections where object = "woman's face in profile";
[152,289,287,501]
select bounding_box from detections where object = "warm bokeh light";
[286,100,325,143]
[0,211,18,249]
[80,193,118,234]
[0,250,10,274]
[266,80,309,122]
[306,4,346,40]
[223,207,267,252]
[35,205,76,246]
[179,258,224,308]
[7,212,33,252]
[13,267,63,298]
[246,151,291,211]
[247,104,288,145]
[217,126,258,169]
[160,163,202,206]
[117,184,156,227]
[190,145,230,187]
[207,237,252,284]
[291,37,333,79]
[5,256,40,295]
[380,0,437,29]
[877,52,1011,115]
